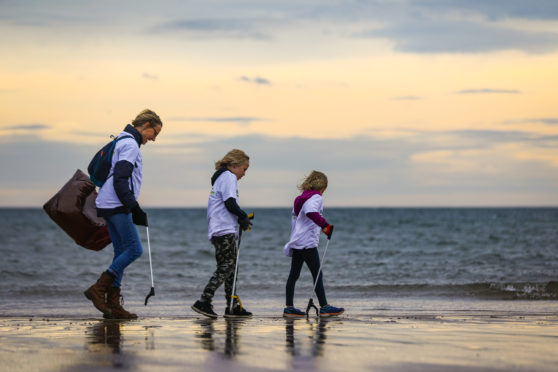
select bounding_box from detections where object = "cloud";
[239,76,271,85]
[70,130,113,137]
[458,89,522,94]
[361,18,558,54]
[503,118,558,125]
[142,73,158,80]
[0,136,93,189]
[5,1,558,55]
[169,116,267,126]
[445,129,538,144]
[420,0,558,21]
[2,124,50,131]
[392,95,422,101]
[152,18,271,40]
[157,128,557,172]
[2,128,558,206]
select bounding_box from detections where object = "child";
[283,171,344,318]
[191,149,253,318]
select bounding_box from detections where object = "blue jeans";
[286,247,327,307]
[105,213,143,288]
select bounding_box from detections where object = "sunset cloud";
[1,1,557,206]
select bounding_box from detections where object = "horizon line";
[3,205,558,209]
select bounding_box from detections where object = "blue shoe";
[283,306,305,318]
[319,304,344,317]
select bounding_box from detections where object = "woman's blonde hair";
[132,109,162,128]
[215,149,250,170]
[298,170,328,192]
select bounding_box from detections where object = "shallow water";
[1,208,558,317]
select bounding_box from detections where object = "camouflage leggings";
[201,233,238,307]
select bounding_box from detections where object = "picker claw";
[306,298,318,318]
[231,295,244,311]
[144,287,155,306]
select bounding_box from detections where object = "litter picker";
[229,213,254,313]
[144,226,155,305]
[306,226,334,317]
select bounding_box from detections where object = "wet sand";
[1,311,558,372]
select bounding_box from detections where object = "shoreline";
[1,310,558,372]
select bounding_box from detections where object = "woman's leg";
[106,213,143,288]
[201,234,236,305]
[105,215,124,285]
[304,247,328,307]
[285,250,305,307]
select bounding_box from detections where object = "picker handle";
[229,213,254,312]
[307,234,333,317]
[146,226,154,287]
[144,226,155,306]
[311,238,330,294]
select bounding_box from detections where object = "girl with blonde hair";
[282,171,344,318]
[192,149,253,318]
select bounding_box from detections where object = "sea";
[1,207,558,318]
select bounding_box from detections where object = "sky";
[1,0,558,207]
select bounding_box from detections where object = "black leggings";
[286,247,327,307]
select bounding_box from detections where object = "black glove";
[238,212,254,231]
[131,204,148,226]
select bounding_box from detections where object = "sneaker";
[283,306,305,318]
[191,300,218,319]
[319,304,344,317]
[224,305,252,318]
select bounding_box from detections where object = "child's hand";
[322,224,334,240]
[238,212,255,231]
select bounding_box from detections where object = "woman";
[84,109,162,319]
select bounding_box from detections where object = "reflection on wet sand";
[86,319,124,353]
[195,318,216,352]
[286,318,332,361]
[2,313,558,372]
[83,319,135,370]
[194,318,246,358]
[224,318,243,357]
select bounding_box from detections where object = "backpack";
[87,135,134,187]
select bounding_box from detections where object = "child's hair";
[298,170,328,192]
[215,149,250,170]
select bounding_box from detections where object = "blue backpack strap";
[106,134,137,179]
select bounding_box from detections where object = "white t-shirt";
[283,194,323,257]
[207,170,239,240]
[95,133,142,209]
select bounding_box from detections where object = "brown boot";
[105,287,138,319]
[84,271,114,316]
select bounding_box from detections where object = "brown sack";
[43,169,111,251]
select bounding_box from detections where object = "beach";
[2,208,558,371]
[2,305,558,372]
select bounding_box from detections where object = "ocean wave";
[329,281,558,300]
[2,281,558,301]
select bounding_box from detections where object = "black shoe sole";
[191,305,218,319]
[223,313,252,318]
